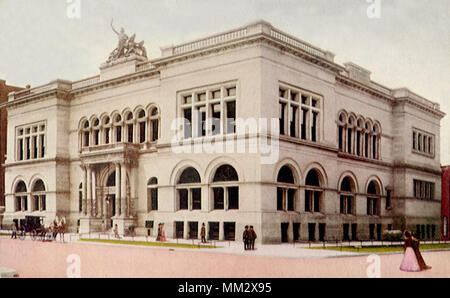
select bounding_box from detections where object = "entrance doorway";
[281,222,289,243]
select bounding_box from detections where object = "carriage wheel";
[18,231,26,240]
[46,232,54,242]
[31,230,37,241]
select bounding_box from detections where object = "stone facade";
[0,20,445,242]
[0,80,23,225]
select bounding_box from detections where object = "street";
[1,237,449,278]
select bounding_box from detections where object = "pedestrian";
[243,225,249,250]
[161,223,166,242]
[201,223,207,243]
[113,224,120,239]
[399,230,421,272]
[248,226,257,250]
[156,223,162,241]
[411,232,432,270]
[11,223,17,239]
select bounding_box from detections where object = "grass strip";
[79,238,220,249]
[309,243,450,253]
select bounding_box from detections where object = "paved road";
[0,238,449,278]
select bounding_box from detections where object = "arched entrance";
[104,171,116,227]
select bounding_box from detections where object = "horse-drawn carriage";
[14,216,65,241]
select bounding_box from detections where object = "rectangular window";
[180,84,236,139]
[139,122,146,143]
[226,101,236,134]
[178,189,188,210]
[150,188,158,211]
[213,187,224,210]
[175,221,184,238]
[313,191,321,212]
[116,126,122,143]
[192,188,201,210]
[413,179,435,200]
[16,121,46,161]
[290,105,297,137]
[287,189,295,211]
[305,190,312,212]
[127,124,133,142]
[183,108,192,139]
[412,128,434,157]
[227,186,239,210]
[223,222,236,241]
[188,222,198,239]
[277,188,284,211]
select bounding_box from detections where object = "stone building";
[0,20,445,242]
[442,166,450,240]
[0,80,23,225]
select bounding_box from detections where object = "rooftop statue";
[107,19,147,63]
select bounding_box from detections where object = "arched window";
[212,165,239,210]
[305,170,322,212]
[338,112,346,151]
[113,114,122,143]
[367,181,380,216]
[81,120,90,147]
[15,180,27,212]
[124,111,134,143]
[347,116,356,154]
[137,109,146,144]
[92,117,100,146]
[177,167,201,210]
[102,116,111,145]
[149,107,159,142]
[356,119,364,156]
[277,166,296,211]
[147,177,158,212]
[364,122,372,158]
[372,123,381,160]
[340,176,355,215]
[32,179,46,212]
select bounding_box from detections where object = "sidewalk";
[2,230,449,259]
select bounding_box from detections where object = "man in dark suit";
[243,225,249,250]
[248,226,257,250]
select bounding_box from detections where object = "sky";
[0,0,449,164]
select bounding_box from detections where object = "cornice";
[393,162,442,176]
[152,33,344,75]
[0,89,70,110]
[70,68,160,97]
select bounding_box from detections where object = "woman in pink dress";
[161,223,166,242]
[400,231,421,272]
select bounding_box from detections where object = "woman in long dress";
[161,223,166,242]
[400,231,421,272]
[411,233,431,270]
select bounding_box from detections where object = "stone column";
[86,165,92,217]
[27,195,32,212]
[120,162,127,217]
[92,167,97,217]
[219,221,223,241]
[82,165,87,215]
[115,162,121,217]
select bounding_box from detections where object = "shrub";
[382,230,403,241]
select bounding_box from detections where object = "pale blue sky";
[0,0,449,163]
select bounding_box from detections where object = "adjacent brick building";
[442,166,450,240]
[0,80,23,225]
